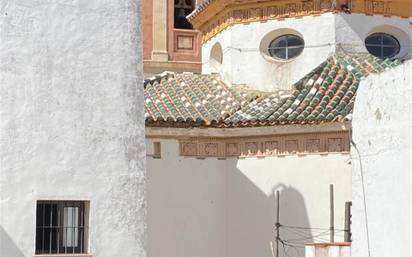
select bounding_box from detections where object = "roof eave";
[146,121,352,138]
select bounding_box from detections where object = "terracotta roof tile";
[144,72,259,125]
[145,53,401,127]
[222,53,400,127]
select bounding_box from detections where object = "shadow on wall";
[0,226,24,257]
[146,154,324,257]
[226,159,311,257]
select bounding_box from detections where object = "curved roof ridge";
[145,52,402,128]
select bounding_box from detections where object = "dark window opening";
[174,0,193,29]
[268,34,305,60]
[35,201,88,255]
[365,33,400,59]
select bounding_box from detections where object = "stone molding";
[179,131,350,158]
[146,123,352,138]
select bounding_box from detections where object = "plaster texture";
[351,61,412,257]
[202,13,412,92]
[0,1,146,257]
[147,138,352,257]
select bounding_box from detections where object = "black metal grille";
[365,33,400,59]
[35,201,87,254]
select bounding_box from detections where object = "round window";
[268,34,304,60]
[365,33,400,58]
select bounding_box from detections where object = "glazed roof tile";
[144,72,261,125]
[145,53,401,127]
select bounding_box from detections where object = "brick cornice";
[178,130,350,158]
[189,0,412,43]
[147,123,352,158]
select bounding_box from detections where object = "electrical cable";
[281,239,303,257]
[281,227,331,243]
[351,138,372,257]
[282,229,332,243]
[281,224,347,231]
[202,42,412,65]
[281,227,346,242]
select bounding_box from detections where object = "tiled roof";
[144,72,262,125]
[145,53,401,127]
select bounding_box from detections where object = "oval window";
[268,34,304,60]
[365,33,400,58]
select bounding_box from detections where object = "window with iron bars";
[35,201,88,255]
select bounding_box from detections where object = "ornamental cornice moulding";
[190,0,411,43]
[179,131,350,158]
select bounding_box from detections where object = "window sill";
[34,254,92,257]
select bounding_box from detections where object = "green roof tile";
[145,53,400,127]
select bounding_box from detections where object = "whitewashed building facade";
[0,1,146,257]
[351,61,412,257]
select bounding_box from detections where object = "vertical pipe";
[344,201,352,242]
[49,207,53,253]
[57,207,60,253]
[65,206,67,254]
[330,184,335,243]
[276,190,280,257]
[42,204,45,253]
[64,225,67,254]
[80,203,84,253]
[72,208,75,254]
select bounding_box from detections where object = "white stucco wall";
[351,61,412,257]
[202,13,412,92]
[147,138,352,257]
[202,13,336,92]
[335,13,412,58]
[0,1,145,257]
[147,140,227,257]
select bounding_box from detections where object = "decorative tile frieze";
[245,141,260,156]
[180,142,198,156]
[202,142,220,156]
[328,138,343,152]
[264,141,279,155]
[306,139,321,153]
[200,0,335,42]
[194,0,405,42]
[226,142,241,156]
[285,140,299,154]
[364,0,391,15]
[179,132,350,158]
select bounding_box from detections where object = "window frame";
[268,34,305,60]
[365,32,400,59]
[173,0,195,29]
[35,201,88,255]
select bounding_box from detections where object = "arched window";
[268,34,304,60]
[365,33,400,58]
[210,43,223,71]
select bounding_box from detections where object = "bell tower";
[142,0,202,76]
